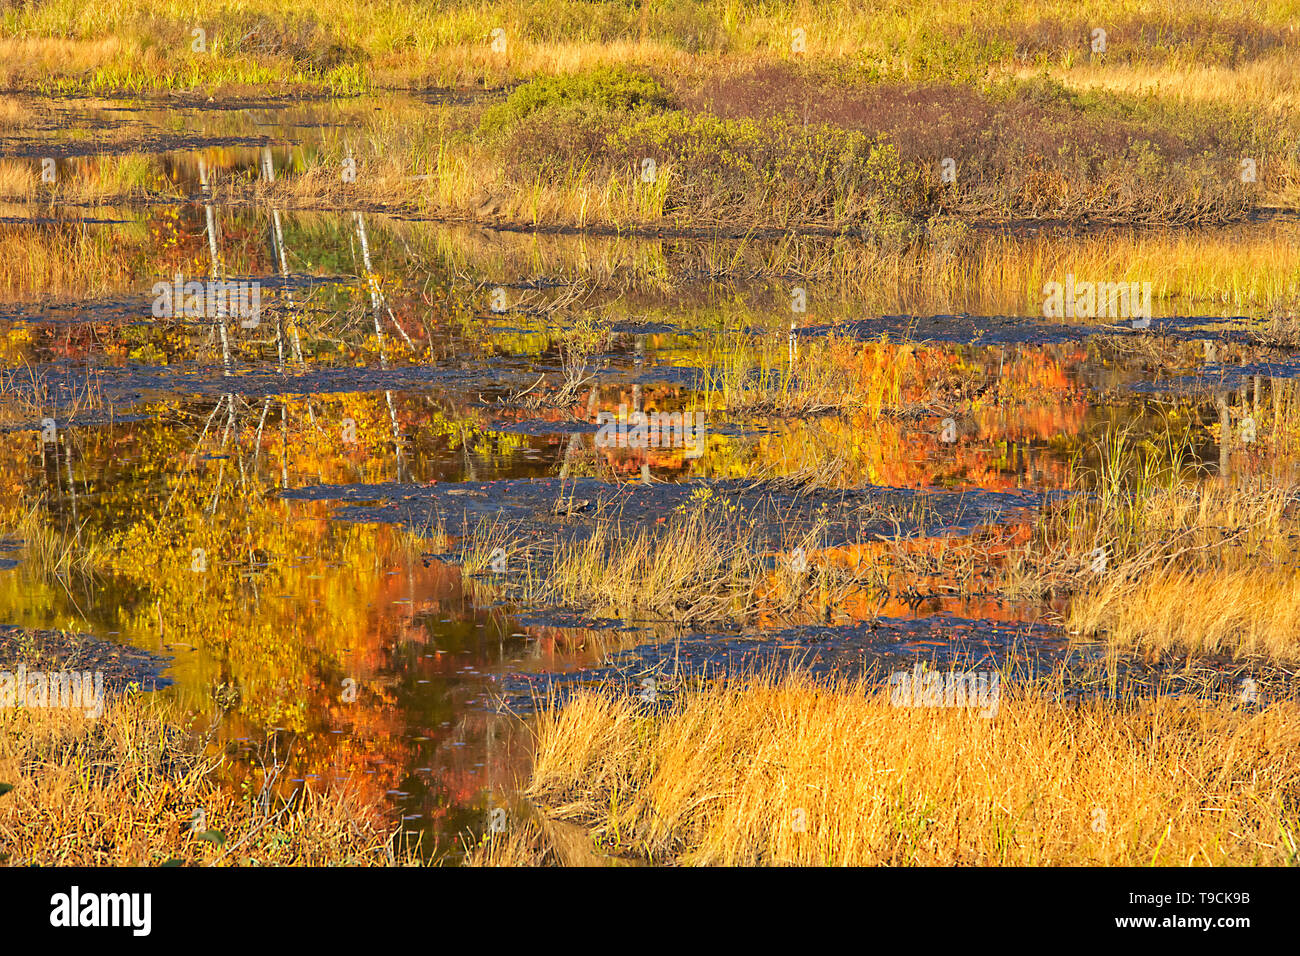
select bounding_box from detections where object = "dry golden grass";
[0,162,35,201]
[478,498,889,627]
[972,222,1300,315]
[540,507,766,622]
[1018,438,1300,658]
[702,331,917,417]
[0,504,107,578]
[1007,415,1292,573]
[0,155,165,207]
[0,96,35,129]
[1070,567,1300,659]
[514,669,1300,866]
[1037,52,1300,113]
[0,220,137,296]
[234,135,676,228]
[0,693,402,866]
[1015,418,1300,650]
[0,37,124,89]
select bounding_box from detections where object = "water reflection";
[2,144,1300,858]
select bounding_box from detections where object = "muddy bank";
[494,613,1300,716]
[285,475,1070,546]
[0,624,171,691]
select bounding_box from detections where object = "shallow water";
[1,97,1296,861]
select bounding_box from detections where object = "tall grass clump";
[0,693,404,865]
[514,668,1300,866]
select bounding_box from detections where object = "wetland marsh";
[1,1,1299,871]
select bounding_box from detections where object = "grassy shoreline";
[3,192,1299,316]
[4,1,1300,96]
[0,693,409,866]
[120,65,1300,227]
[5,0,1300,230]
[473,668,1300,866]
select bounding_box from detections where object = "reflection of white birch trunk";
[354,211,387,368]
[1218,393,1231,480]
[271,208,306,367]
[202,180,231,377]
[204,203,220,270]
[269,204,316,426]
[386,389,402,482]
[210,394,236,513]
[353,210,416,350]
[281,398,290,490]
[354,210,404,478]
[65,434,78,525]
[260,152,317,435]
[254,397,271,470]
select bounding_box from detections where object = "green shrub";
[607,111,925,213]
[479,66,671,137]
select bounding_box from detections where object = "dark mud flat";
[286,475,1072,546]
[0,411,150,435]
[484,416,602,438]
[625,364,706,388]
[4,360,493,409]
[1131,356,1300,394]
[509,610,640,632]
[0,214,135,226]
[493,615,1300,716]
[812,313,1259,348]
[149,362,494,401]
[0,295,154,325]
[493,613,1073,713]
[0,624,171,691]
[0,133,279,160]
[1049,651,1300,708]
[602,318,683,336]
